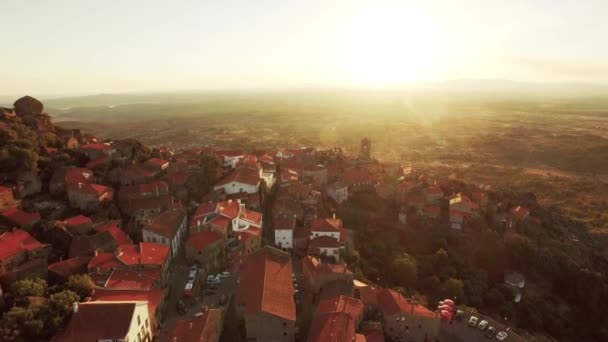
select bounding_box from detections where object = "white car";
[478,320,489,330]
[220,271,231,278]
[468,316,478,327]
[496,331,508,341]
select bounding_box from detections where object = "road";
[438,310,526,342]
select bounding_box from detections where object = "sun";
[335,7,443,87]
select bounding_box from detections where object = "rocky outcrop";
[14,95,43,115]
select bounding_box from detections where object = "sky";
[1,0,607,95]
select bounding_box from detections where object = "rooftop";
[311,217,343,232]
[0,229,43,260]
[168,309,223,342]
[143,207,186,239]
[1,207,40,227]
[377,289,436,318]
[237,246,295,321]
[186,230,223,251]
[215,167,261,187]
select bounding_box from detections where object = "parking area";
[439,310,525,342]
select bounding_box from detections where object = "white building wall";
[310,231,340,241]
[124,302,152,342]
[214,181,259,195]
[274,229,293,250]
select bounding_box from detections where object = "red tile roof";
[0,185,12,194]
[510,206,530,221]
[118,242,170,267]
[164,172,189,186]
[190,201,216,228]
[317,295,364,322]
[363,329,385,342]
[168,309,223,342]
[275,216,296,230]
[145,157,169,169]
[237,247,295,321]
[311,217,342,232]
[81,143,112,150]
[186,230,223,251]
[207,216,232,234]
[216,200,240,219]
[143,207,186,239]
[88,252,121,271]
[236,226,261,242]
[104,268,160,290]
[67,182,109,196]
[52,302,136,342]
[94,221,131,245]
[307,312,356,342]
[121,164,156,180]
[215,168,261,187]
[357,286,380,306]
[377,289,436,318]
[65,167,94,185]
[64,215,92,226]
[241,209,263,226]
[92,288,163,327]
[1,207,40,227]
[48,255,92,278]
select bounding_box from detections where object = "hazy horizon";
[3,0,608,96]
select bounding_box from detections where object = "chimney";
[73,302,78,313]
[332,213,336,220]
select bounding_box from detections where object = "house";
[63,215,94,235]
[355,284,381,316]
[274,215,295,252]
[168,308,223,342]
[142,207,188,258]
[302,255,354,294]
[449,193,479,216]
[92,268,162,292]
[0,229,48,276]
[48,255,92,284]
[92,289,165,338]
[424,186,444,203]
[78,142,116,160]
[93,220,132,245]
[0,186,15,208]
[190,200,262,239]
[185,230,224,275]
[69,231,118,258]
[504,271,526,303]
[310,216,342,241]
[316,295,364,327]
[0,207,40,230]
[118,191,174,225]
[234,226,259,259]
[216,150,245,168]
[377,289,439,342]
[343,167,375,193]
[302,164,328,185]
[115,164,157,186]
[307,311,356,342]
[213,167,261,195]
[88,242,170,274]
[144,158,170,173]
[67,182,112,210]
[280,168,299,184]
[52,301,152,342]
[325,182,348,205]
[308,236,341,262]
[236,246,296,342]
[49,167,94,195]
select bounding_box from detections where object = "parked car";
[496,331,508,341]
[485,326,497,338]
[478,320,489,330]
[468,316,479,327]
[220,271,231,278]
[207,276,220,285]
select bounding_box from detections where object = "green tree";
[391,253,418,290]
[46,290,79,332]
[484,287,506,308]
[0,305,46,341]
[341,244,360,271]
[441,278,464,302]
[10,278,48,298]
[65,274,94,300]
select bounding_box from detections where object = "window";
[137,315,141,325]
[145,319,149,328]
[283,322,287,327]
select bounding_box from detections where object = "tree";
[46,290,79,332]
[441,278,464,302]
[483,287,506,308]
[0,305,46,341]
[341,244,360,271]
[66,274,94,300]
[391,253,418,290]
[10,278,47,298]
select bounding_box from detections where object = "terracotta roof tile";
[311,217,342,232]
[377,289,436,318]
[215,168,261,187]
[0,207,40,227]
[307,312,356,342]
[237,247,295,321]
[317,295,364,322]
[168,309,223,342]
[186,230,223,251]
[143,207,186,239]
[53,302,137,342]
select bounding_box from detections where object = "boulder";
[14,96,43,115]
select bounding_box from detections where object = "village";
[0,96,536,342]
